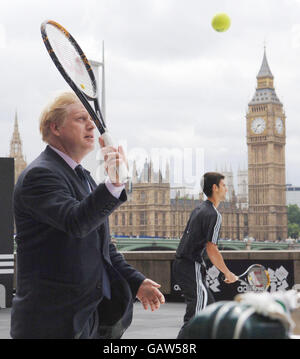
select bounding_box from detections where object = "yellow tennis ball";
[211,13,231,32]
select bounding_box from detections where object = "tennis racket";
[221,264,270,291]
[40,20,129,183]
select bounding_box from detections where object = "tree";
[287,204,300,226]
[288,223,300,239]
[287,204,300,239]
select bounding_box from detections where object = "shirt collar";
[206,199,220,213]
[49,145,79,170]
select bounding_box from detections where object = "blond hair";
[39,92,80,142]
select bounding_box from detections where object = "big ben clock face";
[251,117,266,134]
[275,117,283,134]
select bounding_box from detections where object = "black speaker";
[0,158,14,308]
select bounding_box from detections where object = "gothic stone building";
[109,161,249,241]
[246,48,288,241]
[9,112,27,184]
[110,49,287,242]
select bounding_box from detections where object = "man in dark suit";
[10,92,165,339]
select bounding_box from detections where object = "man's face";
[215,179,227,201]
[56,102,96,159]
[218,179,228,201]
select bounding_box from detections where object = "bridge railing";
[114,237,300,251]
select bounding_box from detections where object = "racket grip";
[101,131,130,184]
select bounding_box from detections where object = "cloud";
[0,0,299,188]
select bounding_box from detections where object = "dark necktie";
[75,165,91,193]
[74,164,111,300]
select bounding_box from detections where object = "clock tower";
[246,48,287,241]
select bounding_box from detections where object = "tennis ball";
[211,13,231,32]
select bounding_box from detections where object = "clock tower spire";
[246,48,287,241]
[9,111,27,184]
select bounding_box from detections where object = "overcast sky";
[1,0,300,190]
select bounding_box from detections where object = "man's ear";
[49,122,60,136]
[212,183,218,193]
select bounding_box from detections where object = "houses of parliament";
[10,49,288,242]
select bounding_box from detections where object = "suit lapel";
[44,146,76,177]
[44,146,91,196]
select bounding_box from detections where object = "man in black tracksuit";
[173,172,237,339]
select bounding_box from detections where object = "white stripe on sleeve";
[212,208,222,244]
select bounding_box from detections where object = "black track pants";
[173,258,215,339]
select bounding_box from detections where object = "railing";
[114,237,300,252]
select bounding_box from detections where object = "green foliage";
[288,223,300,239]
[287,204,300,238]
[287,204,300,225]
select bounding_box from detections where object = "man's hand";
[206,242,238,284]
[136,279,165,312]
[99,137,128,186]
[224,271,238,283]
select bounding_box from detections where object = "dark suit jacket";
[10,145,145,339]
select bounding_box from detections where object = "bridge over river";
[114,237,300,252]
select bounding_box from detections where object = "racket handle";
[101,131,130,184]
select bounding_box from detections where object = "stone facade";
[110,49,288,242]
[109,176,249,240]
[246,49,288,241]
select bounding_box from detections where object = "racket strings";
[46,24,96,98]
[248,269,269,289]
